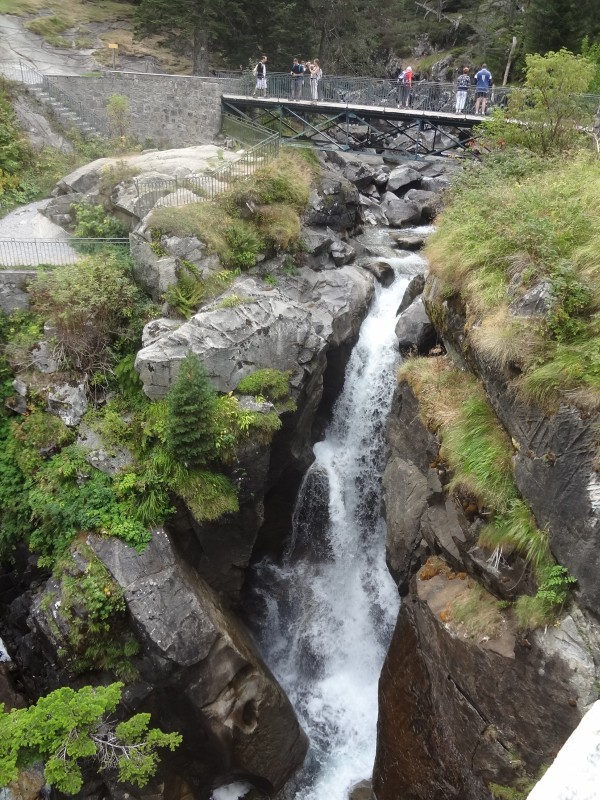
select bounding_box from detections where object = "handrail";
[0,238,129,268]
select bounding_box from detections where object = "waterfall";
[249,243,428,800]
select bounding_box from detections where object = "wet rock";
[348,779,373,800]
[0,766,46,800]
[362,260,395,287]
[358,194,389,227]
[46,383,87,427]
[390,232,427,250]
[397,273,426,314]
[88,530,309,792]
[373,567,592,800]
[394,297,435,354]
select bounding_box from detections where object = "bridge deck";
[222,94,484,128]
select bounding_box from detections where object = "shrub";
[0,682,181,795]
[166,353,217,468]
[106,94,130,140]
[12,412,74,476]
[72,201,128,238]
[31,249,143,373]
[223,152,312,212]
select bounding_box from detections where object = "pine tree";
[0,683,181,796]
[166,352,217,468]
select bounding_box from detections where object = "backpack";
[252,63,259,76]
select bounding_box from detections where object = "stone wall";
[48,72,237,148]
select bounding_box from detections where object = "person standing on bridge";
[291,58,305,99]
[309,59,322,101]
[455,67,471,114]
[252,55,267,97]
[400,65,413,108]
[474,63,492,115]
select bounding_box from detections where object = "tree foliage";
[166,352,217,467]
[484,49,595,154]
[0,683,181,795]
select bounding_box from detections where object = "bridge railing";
[234,71,513,114]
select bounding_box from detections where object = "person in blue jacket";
[474,63,492,115]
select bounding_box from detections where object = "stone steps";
[27,86,102,139]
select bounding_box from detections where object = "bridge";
[222,73,510,158]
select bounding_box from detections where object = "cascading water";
[248,236,429,800]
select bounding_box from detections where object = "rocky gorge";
[0,136,598,800]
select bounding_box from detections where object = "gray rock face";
[379,193,422,227]
[46,383,87,427]
[77,423,133,477]
[135,281,322,399]
[394,296,435,354]
[359,194,389,226]
[129,233,178,302]
[87,530,308,792]
[373,574,593,800]
[136,269,373,401]
[0,271,36,314]
[361,260,395,287]
[30,340,60,374]
[391,232,427,251]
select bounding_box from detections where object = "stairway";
[26,85,103,139]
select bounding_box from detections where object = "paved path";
[0,200,78,266]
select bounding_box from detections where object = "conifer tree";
[166,352,217,468]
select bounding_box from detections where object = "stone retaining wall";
[49,72,237,148]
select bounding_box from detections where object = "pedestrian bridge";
[222,72,600,157]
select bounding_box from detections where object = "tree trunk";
[318,22,327,63]
[503,36,517,86]
[192,23,209,76]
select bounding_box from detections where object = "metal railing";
[0,62,107,135]
[233,72,514,114]
[0,238,129,268]
[222,112,276,146]
[134,131,280,217]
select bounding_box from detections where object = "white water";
[250,246,426,799]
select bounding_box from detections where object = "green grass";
[25,15,71,37]
[425,153,600,410]
[450,583,504,640]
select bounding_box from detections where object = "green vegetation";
[72,201,128,239]
[46,543,139,677]
[149,152,314,276]
[237,367,295,408]
[483,50,595,155]
[24,15,71,47]
[164,261,236,319]
[399,356,573,627]
[0,682,181,795]
[425,153,600,412]
[166,353,218,468]
[106,94,130,140]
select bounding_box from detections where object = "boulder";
[390,232,427,250]
[0,767,45,800]
[394,297,436,354]
[386,165,422,193]
[30,340,60,374]
[362,260,395,287]
[304,167,362,232]
[358,194,389,227]
[0,272,35,315]
[379,193,422,227]
[404,188,440,220]
[135,278,324,399]
[46,383,87,427]
[88,530,308,792]
[397,272,426,314]
[301,227,335,256]
[348,779,373,800]
[41,192,85,227]
[129,232,178,301]
[142,317,182,348]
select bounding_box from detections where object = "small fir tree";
[166,352,217,468]
[0,683,181,795]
